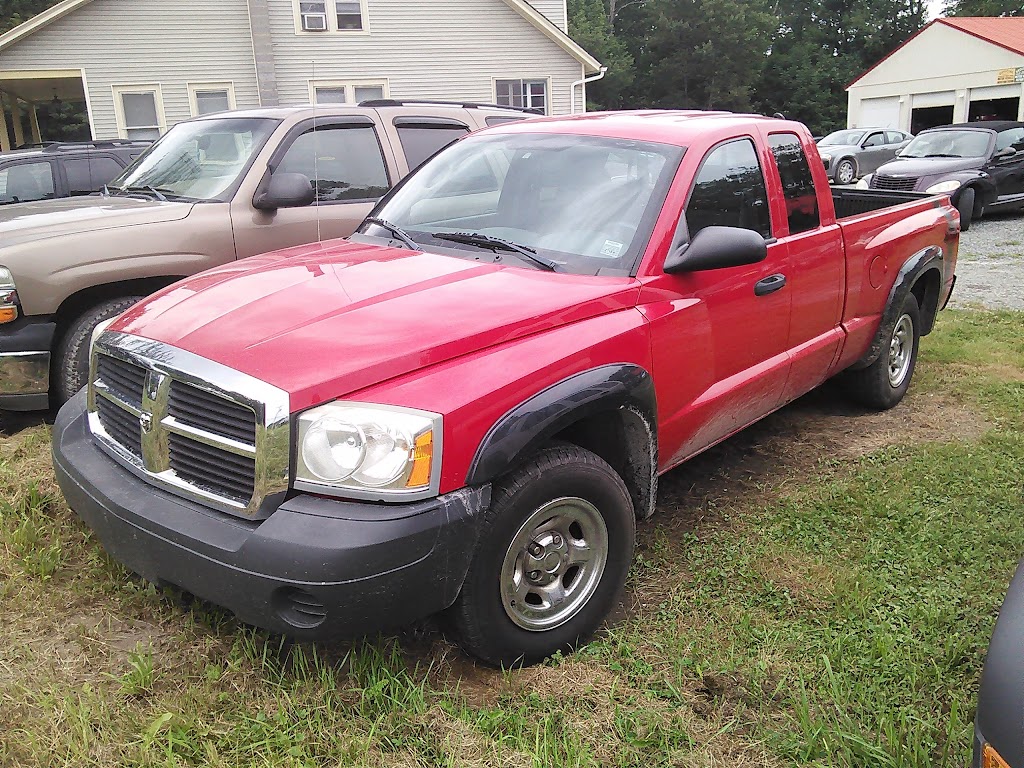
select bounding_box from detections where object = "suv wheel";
[55,297,142,405]
[449,444,635,667]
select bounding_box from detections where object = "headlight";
[0,266,18,324]
[295,402,442,500]
[855,176,871,190]
[819,153,832,164]
[926,179,962,194]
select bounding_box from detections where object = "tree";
[944,0,1024,15]
[0,1,62,34]
[568,0,636,109]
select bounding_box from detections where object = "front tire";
[54,296,143,405]
[835,159,857,185]
[450,445,635,667]
[841,293,921,410]
[957,187,976,232]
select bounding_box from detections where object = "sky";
[927,0,946,19]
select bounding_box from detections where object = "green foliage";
[944,0,1024,16]
[0,0,61,34]
[568,0,635,109]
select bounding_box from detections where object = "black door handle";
[754,273,787,296]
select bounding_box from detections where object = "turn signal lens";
[984,743,1011,768]
[406,431,434,488]
[0,306,16,324]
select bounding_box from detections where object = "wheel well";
[911,268,941,336]
[549,405,658,519]
[52,276,184,343]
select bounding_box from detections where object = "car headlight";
[856,175,871,190]
[295,402,442,500]
[926,179,962,194]
[819,153,832,164]
[0,266,18,324]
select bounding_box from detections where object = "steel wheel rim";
[500,497,609,632]
[888,313,913,387]
[837,161,855,184]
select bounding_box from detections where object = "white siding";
[268,0,586,114]
[0,0,260,138]
[527,0,567,31]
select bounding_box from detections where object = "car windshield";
[362,132,684,276]
[109,117,278,202]
[819,130,865,146]
[900,129,991,159]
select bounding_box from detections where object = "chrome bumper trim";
[0,351,49,396]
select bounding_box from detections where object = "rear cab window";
[686,138,772,240]
[767,133,820,235]
[394,117,470,171]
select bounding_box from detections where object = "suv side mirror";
[664,226,768,274]
[254,172,315,211]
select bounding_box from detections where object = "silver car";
[817,128,913,185]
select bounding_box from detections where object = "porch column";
[0,95,11,151]
[29,104,41,144]
[10,96,24,147]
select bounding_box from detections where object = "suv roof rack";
[358,99,543,115]
[18,139,153,152]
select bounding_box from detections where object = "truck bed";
[832,188,935,220]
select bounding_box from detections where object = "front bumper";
[53,391,488,639]
[0,317,55,410]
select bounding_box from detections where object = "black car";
[867,121,1024,230]
[974,560,1024,768]
[0,140,150,206]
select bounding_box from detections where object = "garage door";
[859,96,900,128]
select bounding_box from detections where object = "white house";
[847,17,1024,134]
[0,0,600,148]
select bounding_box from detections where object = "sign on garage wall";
[996,67,1024,84]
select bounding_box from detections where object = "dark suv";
[867,121,1024,230]
[0,140,150,206]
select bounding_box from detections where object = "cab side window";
[394,120,470,171]
[277,125,390,202]
[862,132,884,148]
[768,133,820,235]
[996,127,1024,152]
[0,161,55,204]
[686,138,771,239]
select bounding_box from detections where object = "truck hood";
[0,196,194,248]
[114,240,641,409]
[874,156,984,178]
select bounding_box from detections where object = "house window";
[299,1,328,31]
[496,79,547,114]
[113,86,165,141]
[189,83,237,116]
[310,81,387,105]
[336,1,363,29]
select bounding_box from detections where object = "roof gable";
[0,0,600,71]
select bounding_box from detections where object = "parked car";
[0,100,532,412]
[973,560,1024,768]
[52,110,959,667]
[817,128,913,184]
[0,140,149,206]
[865,121,1024,231]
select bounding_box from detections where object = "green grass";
[1,309,1023,767]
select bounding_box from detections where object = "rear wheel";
[54,296,143,405]
[449,445,635,667]
[957,187,976,232]
[835,159,857,185]
[841,293,921,410]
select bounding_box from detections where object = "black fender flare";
[850,245,944,370]
[466,363,657,490]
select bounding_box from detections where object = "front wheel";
[957,187,975,232]
[835,159,857,185]
[841,293,921,410]
[449,445,635,667]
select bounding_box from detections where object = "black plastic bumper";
[52,392,488,639]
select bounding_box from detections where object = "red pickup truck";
[52,111,959,667]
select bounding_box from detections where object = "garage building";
[847,17,1024,134]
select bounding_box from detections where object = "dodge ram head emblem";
[139,412,154,433]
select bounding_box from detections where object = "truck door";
[641,137,792,469]
[231,116,397,259]
[765,131,845,403]
[987,126,1024,199]
[857,131,888,175]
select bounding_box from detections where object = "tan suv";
[0,100,531,410]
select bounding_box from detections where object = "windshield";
[900,130,991,159]
[110,117,278,202]
[819,130,865,146]
[362,132,684,276]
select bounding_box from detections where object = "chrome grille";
[87,333,290,519]
[870,174,919,192]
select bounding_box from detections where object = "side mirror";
[254,172,315,211]
[664,226,768,274]
[993,146,1017,160]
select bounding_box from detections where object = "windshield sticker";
[600,240,624,258]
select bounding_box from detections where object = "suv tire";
[55,296,142,405]
[450,444,635,667]
[841,293,921,410]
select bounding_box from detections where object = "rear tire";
[449,444,635,668]
[841,293,921,411]
[957,187,975,232]
[835,159,857,185]
[54,296,143,405]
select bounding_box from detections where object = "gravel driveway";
[948,210,1024,310]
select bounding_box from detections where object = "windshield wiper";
[432,231,560,272]
[115,184,169,201]
[921,153,961,158]
[363,217,419,250]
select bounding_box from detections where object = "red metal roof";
[849,17,1024,89]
